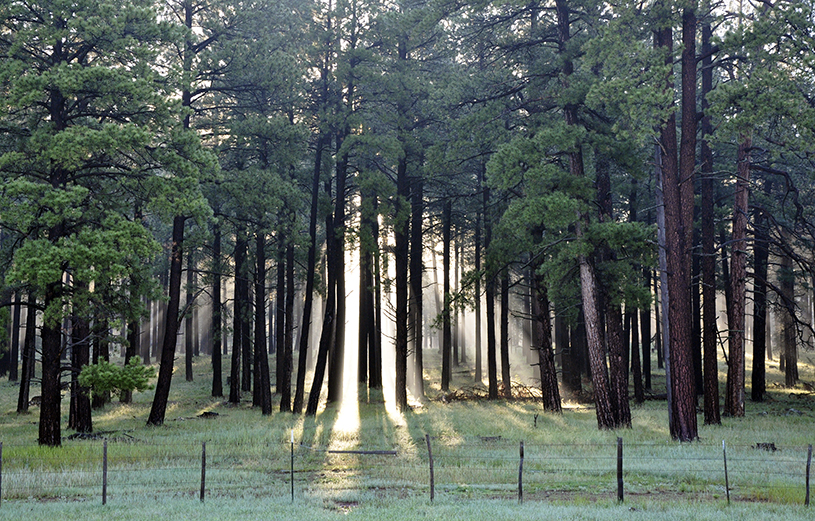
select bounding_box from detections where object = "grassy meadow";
[0,349,814,520]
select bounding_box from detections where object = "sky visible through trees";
[2,0,815,446]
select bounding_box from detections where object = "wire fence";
[0,437,812,506]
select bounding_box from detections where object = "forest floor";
[1,348,814,520]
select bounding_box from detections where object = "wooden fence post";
[617,437,623,502]
[426,434,434,503]
[518,441,524,503]
[723,440,730,505]
[102,440,107,505]
[0,441,3,508]
[200,441,206,503]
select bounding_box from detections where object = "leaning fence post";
[102,440,108,506]
[518,441,524,503]
[722,440,730,505]
[426,434,434,503]
[617,438,623,502]
[200,441,206,503]
[806,444,812,507]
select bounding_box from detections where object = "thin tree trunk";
[255,233,272,414]
[442,199,452,392]
[700,14,720,424]
[781,230,798,387]
[394,152,410,411]
[17,293,36,413]
[211,221,223,398]
[533,271,561,412]
[410,175,424,397]
[229,229,246,404]
[276,242,287,402]
[147,215,185,426]
[292,188,322,410]
[69,309,92,433]
[185,247,194,382]
[500,270,511,398]
[724,135,750,418]
[751,202,769,402]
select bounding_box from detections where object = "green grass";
[1,353,814,520]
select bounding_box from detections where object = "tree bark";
[442,199,452,392]
[500,270,511,398]
[724,135,750,418]
[410,175,424,397]
[780,230,798,387]
[185,247,195,382]
[700,15,720,424]
[255,233,272,414]
[229,229,246,404]
[17,293,36,413]
[69,310,92,433]
[751,201,769,402]
[147,215,185,426]
[532,271,561,412]
[211,221,223,398]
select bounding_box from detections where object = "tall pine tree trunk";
[410,175,424,397]
[442,199,452,392]
[255,233,272,414]
[556,0,615,429]
[532,271,561,412]
[229,229,246,404]
[147,215,185,426]
[700,13,720,424]
[293,136,326,413]
[724,135,750,417]
[211,221,223,398]
[500,270,511,398]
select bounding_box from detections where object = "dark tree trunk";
[255,233,272,414]
[17,293,36,413]
[410,175,424,397]
[474,178,483,384]
[484,185,498,400]
[606,305,631,427]
[293,134,327,413]
[185,248,194,382]
[442,199,452,392]
[394,152,410,411]
[699,16,718,422]
[500,270,511,398]
[724,135,750,418]
[751,203,769,402]
[211,221,223,398]
[40,286,63,446]
[69,311,92,433]
[280,242,294,412]
[556,0,615,429]
[241,256,252,395]
[641,271,652,391]
[370,199,383,391]
[328,135,348,405]
[657,13,698,440]
[147,215,185,426]
[306,170,341,415]
[276,242,287,402]
[780,232,798,387]
[532,272,561,412]
[229,230,246,404]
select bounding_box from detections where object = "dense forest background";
[2,0,815,447]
